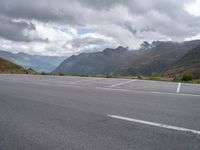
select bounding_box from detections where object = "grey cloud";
[0,15,48,42]
[124,23,137,35]
[80,0,200,41]
[0,16,32,42]
[124,22,156,37]
[0,0,85,25]
[0,0,59,21]
[71,36,110,49]
[78,0,123,9]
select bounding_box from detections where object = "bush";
[181,72,193,81]
[150,72,159,80]
[151,72,158,77]
[59,73,65,76]
[194,80,200,84]
[137,75,142,79]
[106,74,113,78]
[41,72,48,75]
[28,67,34,71]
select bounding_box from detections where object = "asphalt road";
[0,74,200,150]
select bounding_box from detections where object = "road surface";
[0,74,200,150]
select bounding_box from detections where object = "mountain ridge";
[53,40,200,77]
[53,46,129,74]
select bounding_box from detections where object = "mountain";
[116,40,200,76]
[53,46,129,74]
[0,50,66,72]
[0,57,36,74]
[53,40,200,76]
[164,44,200,78]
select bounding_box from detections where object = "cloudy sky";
[0,0,200,56]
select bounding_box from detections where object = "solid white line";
[96,87,200,97]
[176,82,181,93]
[108,115,200,135]
[151,91,200,97]
[109,80,137,87]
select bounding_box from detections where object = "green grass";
[193,80,200,84]
[133,75,173,82]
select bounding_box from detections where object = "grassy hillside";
[0,50,66,72]
[0,57,36,74]
[164,45,200,79]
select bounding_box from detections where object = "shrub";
[41,72,48,75]
[28,67,34,71]
[59,73,65,76]
[181,72,193,81]
[150,72,159,80]
[195,80,200,84]
[106,74,113,78]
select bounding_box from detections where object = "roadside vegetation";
[181,72,193,81]
[38,72,200,84]
[0,58,37,74]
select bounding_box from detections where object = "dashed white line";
[176,82,181,93]
[109,80,137,87]
[108,114,200,135]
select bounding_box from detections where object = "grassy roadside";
[0,58,37,75]
[3,71,199,84]
[37,72,200,84]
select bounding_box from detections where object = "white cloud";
[0,21,117,56]
[0,0,200,56]
[185,0,200,16]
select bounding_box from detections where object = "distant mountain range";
[53,40,200,78]
[0,50,66,72]
[0,57,36,74]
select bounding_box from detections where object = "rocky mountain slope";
[53,40,200,76]
[164,44,200,78]
[53,46,129,74]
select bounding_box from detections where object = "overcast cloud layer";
[0,0,200,56]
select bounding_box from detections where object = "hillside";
[0,50,66,72]
[164,45,200,78]
[0,57,36,74]
[53,46,129,74]
[115,40,200,76]
[53,40,200,76]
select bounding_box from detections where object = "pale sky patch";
[185,0,200,16]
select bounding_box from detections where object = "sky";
[0,0,200,56]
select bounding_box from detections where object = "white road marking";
[108,115,200,135]
[176,82,181,93]
[109,80,137,87]
[151,91,200,97]
[96,87,200,97]
[96,87,133,92]
[69,78,102,84]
